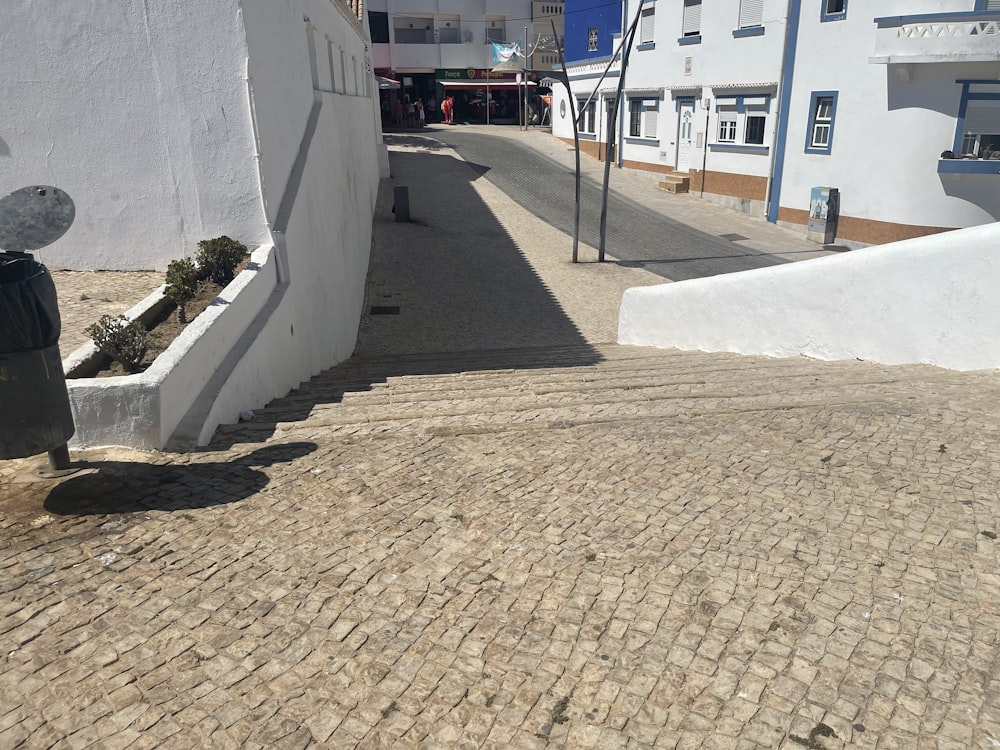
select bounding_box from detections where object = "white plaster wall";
[1,0,269,270]
[197,0,381,445]
[619,222,1000,372]
[781,2,1000,229]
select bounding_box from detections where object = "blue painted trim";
[625,137,661,145]
[766,0,801,224]
[733,26,765,38]
[804,91,838,155]
[938,159,1000,174]
[954,83,970,154]
[578,133,597,141]
[569,70,622,81]
[820,0,847,22]
[674,96,695,112]
[964,93,1000,100]
[637,42,656,50]
[709,143,769,153]
[955,79,1000,85]
[678,35,702,45]
[876,11,1000,25]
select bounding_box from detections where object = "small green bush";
[195,236,248,286]
[86,315,148,373]
[164,258,199,323]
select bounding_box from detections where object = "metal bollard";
[393,186,410,222]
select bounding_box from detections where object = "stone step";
[210,344,982,447]
[658,173,690,194]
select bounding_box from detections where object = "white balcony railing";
[871,11,1000,64]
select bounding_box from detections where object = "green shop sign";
[436,69,517,81]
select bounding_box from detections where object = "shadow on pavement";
[207,146,604,449]
[43,442,317,516]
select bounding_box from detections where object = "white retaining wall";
[619,223,1000,371]
[10,0,383,449]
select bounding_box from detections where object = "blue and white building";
[552,0,1000,245]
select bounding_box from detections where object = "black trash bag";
[0,256,61,354]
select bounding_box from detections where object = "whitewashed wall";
[619,222,1000,372]
[195,0,382,445]
[6,0,383,449]
[1,0,269,270]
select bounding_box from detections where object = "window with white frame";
[806,93,837,153]
[639,6,655,45]
[588,27,599,51]
[628,98,659,139]
[718,113,737,142]
[738,0,763,28]
[712,95,770,148]
[821,0,847,21]
[682,0,702,37]
[578,98,597,133]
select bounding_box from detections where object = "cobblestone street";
[1,135,999,748]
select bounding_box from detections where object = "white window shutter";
[739,0,764,28]
[985,0,1000,10]
[640,7,655,44]
[964,100,1000,134]
[683,0,702,36]
[645,103,658,138]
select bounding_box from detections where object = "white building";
[552,0,1000,246]
[367,0,552,124]
[3,0,386,446]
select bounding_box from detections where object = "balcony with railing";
[871,11,1000,64]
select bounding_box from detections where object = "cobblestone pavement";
[1,136,999,749]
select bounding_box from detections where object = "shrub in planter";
[196,236,248,286]
[164,258,199,323]
[86,315,148,374]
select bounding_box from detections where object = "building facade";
[551,0,1000,245]
[368,0,562,124]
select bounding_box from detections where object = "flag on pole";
[491,41,521,63]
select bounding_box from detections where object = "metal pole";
[599,2,644,262]
[524,25,529,130]
[701,101,710,198]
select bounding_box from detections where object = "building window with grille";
[588,27,599,52]
[805,92,837,154]
[627,98,659,140]
[958,100,1000,158]
[718,114,737,142]
[709,95,771,151]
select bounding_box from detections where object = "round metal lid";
[0,186,76,253]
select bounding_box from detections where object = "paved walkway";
[1,132,999,749]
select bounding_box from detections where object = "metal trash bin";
[0,254,75,459]
[0,185,77,466]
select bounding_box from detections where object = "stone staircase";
[657,171,690,194]
[208,343,974,449]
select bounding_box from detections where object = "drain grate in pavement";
[719,233,749,242]
[369,306,401,315]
